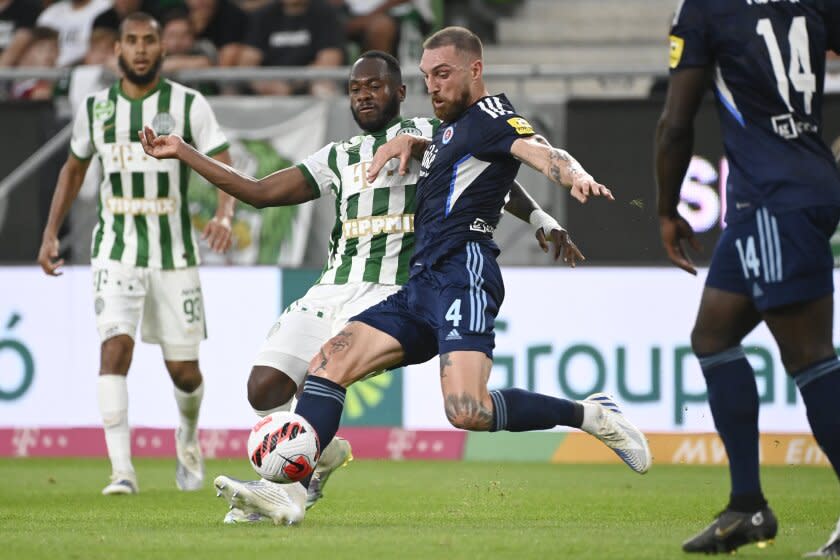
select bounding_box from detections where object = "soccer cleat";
[581,393,652,474]
[683,507,778,553]
[102,472,139,495]
[175,428,204,491]
[804,516,840,557]
[306,436,354,510]
[223,507,265,525]
[214,475,306,526]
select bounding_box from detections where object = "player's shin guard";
[294,377,346,487]
[488,388,583,432]
[698,346,765,510]
[794,357,840,479]
[97,374,134,475]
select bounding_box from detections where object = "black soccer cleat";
[683,507,778,554]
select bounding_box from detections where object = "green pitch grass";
[0,458,835,560]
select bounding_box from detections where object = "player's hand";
[660,214,702,275]
[37,234,64,276]
[202,215,232,253]
[138,125,183,160]
[537,227,585,267]
[569,173,614,204]
[366,135,426,182]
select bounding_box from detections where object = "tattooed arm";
[510,135,614,204]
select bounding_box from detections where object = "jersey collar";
[116,77,164,102]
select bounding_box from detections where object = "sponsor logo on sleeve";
[507,117,534,135]
[669,35,685,69]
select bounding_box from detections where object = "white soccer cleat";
[306,436,353,510]
[175,428,204,491]
[581,392,652,474]
[223,507,265,525]
[102,472,139,495]
[804,516,840,557]
[214,475,306,526]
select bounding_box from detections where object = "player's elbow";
[656,116,693,147]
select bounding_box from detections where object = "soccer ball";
[246,411,320,483]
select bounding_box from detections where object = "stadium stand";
[484,0,671,98]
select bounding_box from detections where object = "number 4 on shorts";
[445,299,462,327]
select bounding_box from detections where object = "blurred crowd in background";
[0,0,523,100]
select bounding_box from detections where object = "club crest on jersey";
[396,127,422,137]
[93,99,115,121]
[152,112,177,135]
[442,126,455,145]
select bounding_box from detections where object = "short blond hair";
[422,26,483,60]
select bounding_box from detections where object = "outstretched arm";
[200,149,236,253]
[38,155,91,275]
[509,135,614,204]
[365,134,430,181]
[654,67,709,275]
[139,126,316,209]
[505,181,584,266]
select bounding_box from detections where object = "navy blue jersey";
[411,94,536,268]
[670,0,840,223]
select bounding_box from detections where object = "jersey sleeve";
[472,96,536,157]
[296,142,337,199]
[69,96,94,161]
[668,0,711,71]
[189,92,230,156]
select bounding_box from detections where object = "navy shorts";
[351,241,504,367]
[706,206,840,311]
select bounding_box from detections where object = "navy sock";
[794,357,840,481]
[489,388,583,432]
[698,346,765,510]
[294,376,346,488]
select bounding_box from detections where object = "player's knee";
[780,344,836,375]
[166,361,202,392]
[247,366,297,410]
[100,335,134,373]
[445,412,492,432]
[690,324,722,356]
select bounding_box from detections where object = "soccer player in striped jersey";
[37,12,235,496]
[656,0,840,555]
[140,49,582,522]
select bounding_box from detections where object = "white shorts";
[92,260,205,361]
[253,282,402,386]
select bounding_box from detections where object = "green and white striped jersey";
[298,116,439,286]
[70,79,229,269]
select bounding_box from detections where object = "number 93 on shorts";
[705,205,840,312]
[91,260,205,359]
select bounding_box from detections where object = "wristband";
[529,209,562,235]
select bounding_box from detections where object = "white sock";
[97,374,134,475]
[174,382,203,442]
[579,401,603,434]
[253,398,292,418]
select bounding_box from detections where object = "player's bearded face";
[116,22,164,86]
[351,89,399,132]
[431,82,471,122]
[118,51,163,85]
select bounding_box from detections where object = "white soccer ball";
[246,411,320,483]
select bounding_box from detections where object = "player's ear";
[114,37,122,58]
[470,58,482,81]
[397,83,406,102]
